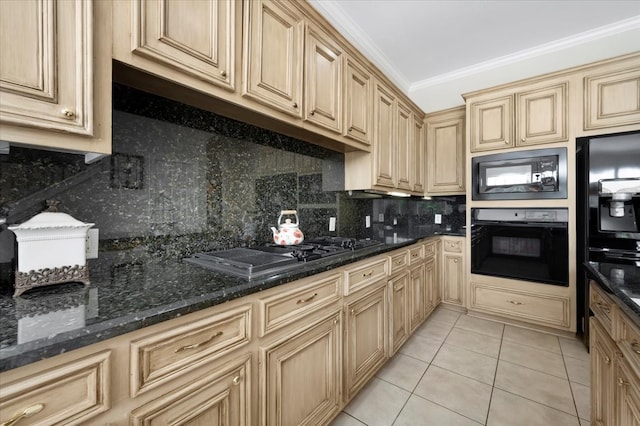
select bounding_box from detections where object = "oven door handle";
[473,221,567,229]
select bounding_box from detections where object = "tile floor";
[331,306,591,426]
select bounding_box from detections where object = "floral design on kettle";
[270,210,304,245]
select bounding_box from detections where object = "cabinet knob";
[631,341,640,354]
[521,137,525,143]
[293,102,298,108]
[232,375,241,385]
[333,318,338,325]
[350,308,355,315]
[604,355,611,365]
[348,126,353,131]
[504,139,509,145]
[61,109,75,119]
[2,403,44,426]
[618,377,629,386]
[453,259,459,263]
[310,110,315,116]
[459,184,463,189]
[220,70,227,77]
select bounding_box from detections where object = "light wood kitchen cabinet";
[467,81,568,152]
[424,258,438,315]
[584,64,640,131]
[389,271,410,356]
[131,355,252,426]
[304,23,343,133]
[260,311,342,426]
[442,237,464,307]
[344,283,388,402]
[396,100,413,192]
[343,56,372,145]
[373,81,397,189]
[590,317,616,426]
[243,0,304,117]
[412,114,426,193]
[0,0,111,155]
[409,262,426,332]
[425,106,465,194]
[616,356,640,426]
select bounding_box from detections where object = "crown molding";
[410,15,640,91]
[308,0,411,92]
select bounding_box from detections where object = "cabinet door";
[590,317,616,426]
[412,115,425,193]
[389,272,409,356]
[469,96,513,152]
[304,23,342,133]
[261,312,342,426]
[443,254,463,306]
[243,0,303,117]
[424,258,437,316]
[344,57,371,145]
[396,101,412,191]
[516,82,568,146]
[344,284,388,400]
[617,357,640,426]
[585,67,640,130]
[426,111,465,194]
[373,82,396,188]
[131,355,251,426]
[0,0,93,135]
[409,263,426,332]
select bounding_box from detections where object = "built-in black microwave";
[471,147,568,200]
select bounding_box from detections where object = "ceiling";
[309,1,640,111]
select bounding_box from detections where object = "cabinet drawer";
[258,273,341,337]
[130,304,251,396]
[408,245,424,265]
[424,240,437,258]
[443,238,463,253]
[0,351,110,426]
[590,281,615,335]
[616,308,640,380]
[389,251,408,276]
[470,283,570,328]
[343,257,388,295]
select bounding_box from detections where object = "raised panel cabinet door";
[516,82,568,146]
[130,0,234,90]
[409,263,426,332]
[424,258,437,314]
[344,284,388,401]
[443,254,463,306]
[0,0,93,135]
[389,272,409,356]
[260,312,342,426]
[616,357,640,426]
[426,112,465,194]
[469,95,513,152]
[344,57,371,145]
[373,82,396,188]
[131,355,252,426]
[396,101,412,191]
[412,115,425,193]
[304,23,342,133]
[590,317,616,426]
[585,67,640,130]
[243,0,303,117]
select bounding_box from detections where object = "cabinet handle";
[310,110,315,116]
[174,331,223,353]
[412,253,419,258]
[618,377,629,386]
[296,293,318,304]
[521,137,525,143]
[604,355,611,365]
[504,139,509,144]
[506,300,523,305]
[333,318,338,325]
[631,341,640,354]
[458,184,463,189]
[61,109,75,119]
[453,259,459,263]
[220,70,227,77]
[395,260,403,265]
[1,403,44,426]
[293,102,298,108]
[596,302,611,313]
[232,375,241,386]
[362,270,373,278]
[350,308,355,315]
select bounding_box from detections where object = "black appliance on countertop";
[577,131,640,347]
[186,237,383,279]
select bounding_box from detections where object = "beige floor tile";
[503,325,561,354]
[487,388,580,426]
[432,344,498,385]
[399,333,443,363]
[572,381,591,422]
[426,307,461,326]
[445,327,501,358]
[580,418,591,426]
[343,377,410,426]
[330,412,366,426]
[376,353,428,392]
[414,318,453,342]
[499,340,567,379]
[455,314,504,338]
[494,360,576,415]
[413,365,492,424]
[560,337,590,362]
[565,355,590,386]
[394,395,482,426]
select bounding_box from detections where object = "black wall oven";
[471,208,569,286]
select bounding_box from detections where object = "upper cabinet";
[425,106,465,195]
[396,100,412,192]
[467,80,568,152]
[373,81,396,189]
[411,114,425,193]
[0,0,111,156]
[243,0,304,117]
[343,57,372,145]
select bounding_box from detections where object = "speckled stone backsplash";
[0,84,465,272]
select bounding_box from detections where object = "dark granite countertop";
[0,239,436,372]
[584,261,640,328]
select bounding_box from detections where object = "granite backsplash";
[0,83,465,292]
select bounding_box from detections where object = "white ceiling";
[309,0,640,112]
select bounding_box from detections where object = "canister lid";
[8,212,94,231]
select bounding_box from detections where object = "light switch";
[434,214,442,224]
[365,216,371,228]
[329,217,336,232]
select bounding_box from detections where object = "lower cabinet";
[389,271,410,355]
[259,311,342,426]
[442,253,464,306]
[617,356,640,425]
[344,283,388,402]
[424,258,438,315]
[409,263,426,332]
[590,317,616,425]
[131,355,252,426]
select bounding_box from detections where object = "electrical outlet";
[365,215,371,228]
[329,217,336,232]
[434,214,442,224]
[86,228,99,259]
